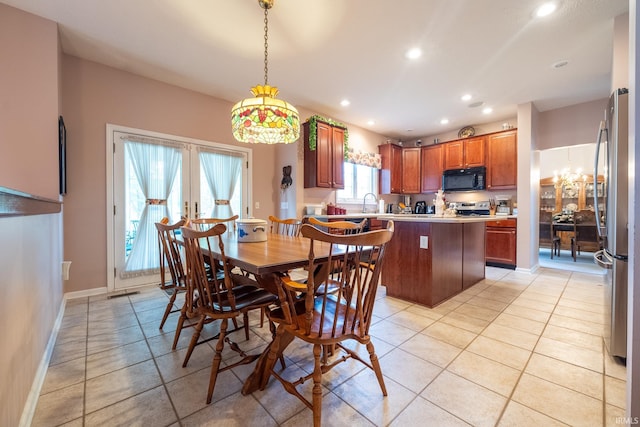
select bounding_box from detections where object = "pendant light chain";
[263,6,269,86]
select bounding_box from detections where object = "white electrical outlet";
[255,202,260,209]
[281,202,288,209]
[419,236,428,249]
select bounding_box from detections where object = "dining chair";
[155,219,187,329]
[190,214,239,232]
[268,215,303,236]
[260,221,394,427]
[571,209,601,259]
[539,210,561,259]
[180,223,278,404]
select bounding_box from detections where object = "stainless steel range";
[450,201,490,216]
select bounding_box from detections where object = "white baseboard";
[18,298,66,427]
[64,286,108,300]
[516,264,539,274]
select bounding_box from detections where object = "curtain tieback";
[146,199,167,205]
[215,200,230,205]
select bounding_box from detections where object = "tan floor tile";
[134,305,168,325]
[404,304,444,321]
[333,369,416,427]
[440,311,491,334]
[604,352,627,380]
[60,312,88,330]
[32,383,84,427]
[84,385,177,426]
[553,305,603,323]
[542,324,603,351]
[605,375,626,409]
[548,313,604,336]
[87,315,140,337]
[41,356,85,395]
[131,295,170,313]
[390,396,469,427]
[86,339,152,379]
[467,336,531,370]
[379,348,442,393]
[494,312,547,334]
[88,303,135,322]
[481,323,539,351]
[55,323,88,346]
[557,297,605,314]
[386,309,436,331]
[534,337,603,373]
[466,295,510,311]
[87,324,145,355]
[422,370,507,427]
[448,351,520,397]
[605,403,627,427]
[49,338,87,366]
[454,303,501,323]
[502,304,551,323]
[281,391,375,427]
[183,392,277,427]
[525,353,603,400]
[430,298,464,315]
[498,400,569,426]
[510,296,557,312]
[167,367,244,419]
[369,318,418,346]
[422,321,478,348]
[85,359,162,414]
[155,342,217,383]
[476,288,519,304]
[399,334,461,368]
[512,373,602,426]
[372,297,411,318]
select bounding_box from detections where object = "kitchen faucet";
[362,192,378,213]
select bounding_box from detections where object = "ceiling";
[2,0,629,139]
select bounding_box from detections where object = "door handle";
[184,201,189,218]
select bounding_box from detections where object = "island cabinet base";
[381,220,485,307]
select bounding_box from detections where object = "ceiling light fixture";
[482,107,493,114]
[440,118,449,125]
[367,119,376,126]
[231,0,299,144]
[461,94,472,102]
[405,47,422,60]
[536,2,557,17]
[340,99,350,107]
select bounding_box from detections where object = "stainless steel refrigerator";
[594,88,628,359]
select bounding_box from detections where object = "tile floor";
[32,266,627,427]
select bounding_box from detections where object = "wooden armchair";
[180,224,278,404]
[190,215,239,232]
[260,221,394,427]
[307,216,368,235]
[155,219,187,329]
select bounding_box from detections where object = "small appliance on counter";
[495,196,512,215]
[414,201,427,214]
[450,201,491,216]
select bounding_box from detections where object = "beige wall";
[536,98,608,150]
[0,4,63,426]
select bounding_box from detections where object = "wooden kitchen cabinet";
[486,130,517,190]
[485,218,517,268]
[379,144,403,194]
[402,148,421,193]
[304,120,345,189]
[421,144,444,193]
[444,136,485,170]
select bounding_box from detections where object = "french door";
[107,125,251,292]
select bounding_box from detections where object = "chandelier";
[231,0,300,144]
[553,167,587,188]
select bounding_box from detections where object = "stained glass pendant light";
[231,0,300,144]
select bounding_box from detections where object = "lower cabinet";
[485,219,517,268]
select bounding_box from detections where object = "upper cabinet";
[303,119,345,189]
[486,130,517,190]
[444,136,485,170]
[402,148,422,194]
[421,144,444,193]
[379,144,403,194]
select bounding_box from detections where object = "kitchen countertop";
[307,213,517,223]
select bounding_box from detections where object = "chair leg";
[159,288,178,330]
[366,341,388,396]
[312,344,323,427]
[261,325,285,390]
[172,310,187,350]
[243,312,250,341]
[207,319,228,404]
[183,315,206,368]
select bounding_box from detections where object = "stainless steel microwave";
[442,166,486,191]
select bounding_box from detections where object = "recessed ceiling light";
[536,2,557,17]
[340,99,350,107]
[461,94,472,102]
[482,107,493,114]
[405,48,422,60]
[440,118,449,125]
[552,59,569,69]
[367,119,375,126]
[468,101,484,108]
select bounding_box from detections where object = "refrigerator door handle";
[594,249,613,269]
[593,120,607,238]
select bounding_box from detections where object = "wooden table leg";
[241,331,294,395]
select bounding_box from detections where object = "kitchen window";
[336,162,378,203]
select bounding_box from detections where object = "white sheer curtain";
[200,150,242,218]
[123,140,181,277]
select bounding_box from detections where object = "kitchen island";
[377,215,493,307]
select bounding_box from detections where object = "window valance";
[345,148,381,169]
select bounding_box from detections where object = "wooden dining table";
[193,231,338,394]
